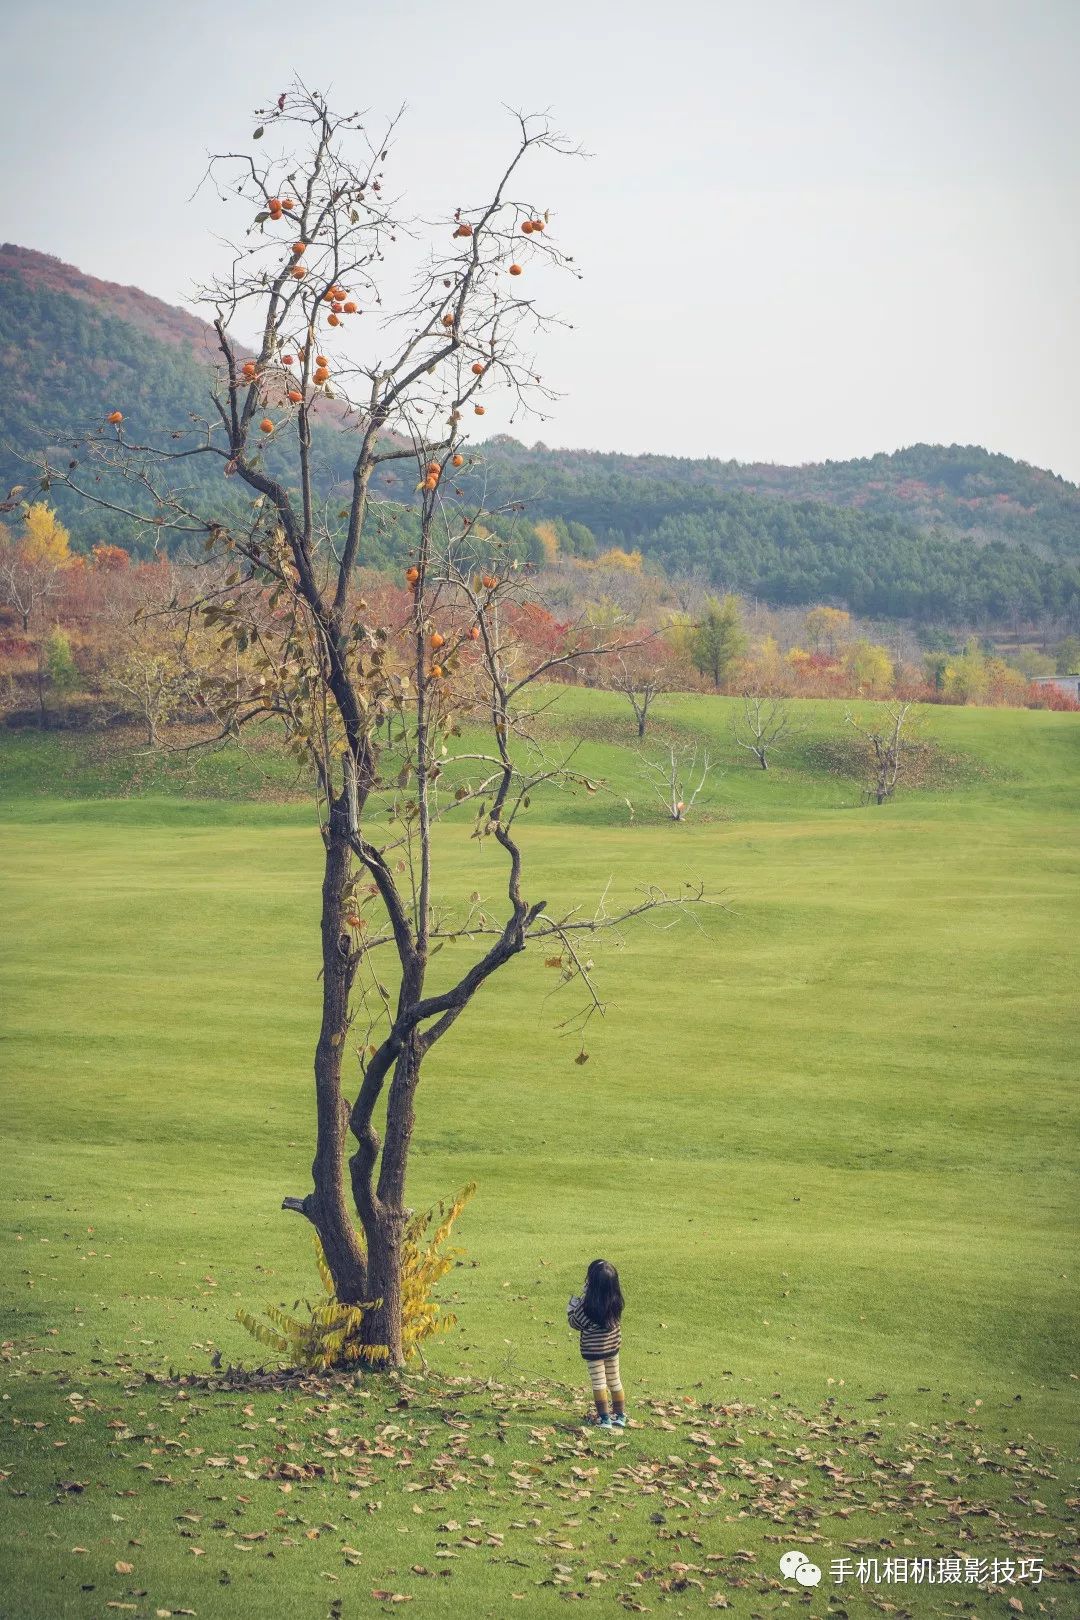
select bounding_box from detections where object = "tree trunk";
[356,1034,421,1367]
[306,796,368,1303]
[759,753,768,769]
[637,713,646,739]
[360,1211,405,1367]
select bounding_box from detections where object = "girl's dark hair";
[583,1259,623,1330]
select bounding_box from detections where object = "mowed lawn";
[1,691,1078,1618]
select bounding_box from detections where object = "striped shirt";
[567,1295,622,1361]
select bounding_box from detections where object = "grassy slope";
[1,691,1077,1618]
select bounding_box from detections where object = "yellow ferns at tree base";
[237,1183,476,1370]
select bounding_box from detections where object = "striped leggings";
[586,1355,624,1416]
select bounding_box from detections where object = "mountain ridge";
[1,243,1077,626]
[4,243,1074,525]
[0,243,220,358]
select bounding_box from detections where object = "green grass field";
[1,691,1077,1618]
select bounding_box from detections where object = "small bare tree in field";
[846,701,920,805]
[732,690,797,770]
[639,743,714,821]
[47,86,702,1366]
[605,641,673,738]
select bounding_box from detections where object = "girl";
[567,1259,626,1428]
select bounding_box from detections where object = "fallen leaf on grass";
[114,1561,134,1575]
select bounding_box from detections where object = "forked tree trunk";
[353,1035,423,1367]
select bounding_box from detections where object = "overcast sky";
[3,0,1078,478]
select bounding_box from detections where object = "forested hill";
[480,439,1080,561]
[2,242,1078,626]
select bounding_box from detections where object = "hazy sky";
[3,0,1078,477]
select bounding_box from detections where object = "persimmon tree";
[639,743,715,822]
[45,86,701,1366]
[732,690,797,770]
[604,641,674,738]
[846,701,920,805]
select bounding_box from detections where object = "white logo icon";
[780,1550,822,1586]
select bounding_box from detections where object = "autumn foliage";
[2,529,1077,730]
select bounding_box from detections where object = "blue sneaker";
[612,1413,627,1428]
[596,1414,614,1429]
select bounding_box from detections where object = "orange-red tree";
[49,87,699,1365]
